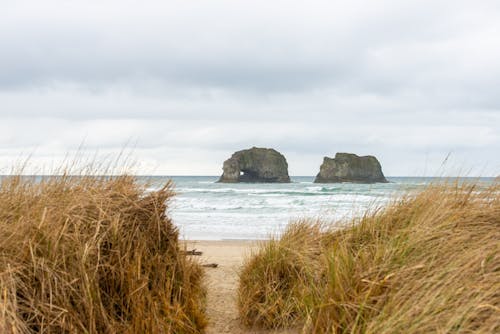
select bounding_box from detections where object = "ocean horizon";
[1,175,494,240]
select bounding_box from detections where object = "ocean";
[141,176,493,240]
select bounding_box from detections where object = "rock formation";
[218,147,291,183]
[314,153,388,183]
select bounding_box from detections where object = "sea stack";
[314,153,388,183]
[218,147,291,183]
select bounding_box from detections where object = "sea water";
[1,175,492,240]
[142,176,451,240]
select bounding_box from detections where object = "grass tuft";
[0,174,207,333]
[238,181,500,333]
[238,221,324,329]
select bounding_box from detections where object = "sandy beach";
[183,240,299,334]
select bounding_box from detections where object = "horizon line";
[0,174,497,179]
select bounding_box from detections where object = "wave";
[176,189,388,199]
[176,187,345,196]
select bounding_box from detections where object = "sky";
[1,0,499,176]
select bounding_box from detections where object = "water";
[2,175,493,240]
[141,176,460,240]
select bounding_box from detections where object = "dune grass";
[0,174,207,333]
[238,181,499,333]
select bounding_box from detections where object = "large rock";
[218,147,291,183]
[314,153,388,183]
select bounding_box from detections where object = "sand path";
[184,240,298,334]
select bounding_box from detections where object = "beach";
[183,240,299,334]
[2,0,499,331]
[1,174,497,333]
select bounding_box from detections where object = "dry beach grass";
[238,181,500,333]
[0,174,206,333]
[0,169,498,334]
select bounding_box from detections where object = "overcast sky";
[1,0,499,176]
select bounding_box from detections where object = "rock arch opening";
[238,169,259,182]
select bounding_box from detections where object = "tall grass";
[238,181,499,333]
[238,222,324,328]
[0,174,207,333]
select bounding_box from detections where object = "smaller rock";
[314,153,388,183]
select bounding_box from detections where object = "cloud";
[2,0,499,93]
[0,0,499,175]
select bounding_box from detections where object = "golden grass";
[238,181,500,333]
[0,174,207,333]
[238,222,324,328]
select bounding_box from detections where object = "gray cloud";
[2,0,499,94]
[0,0,499,175]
